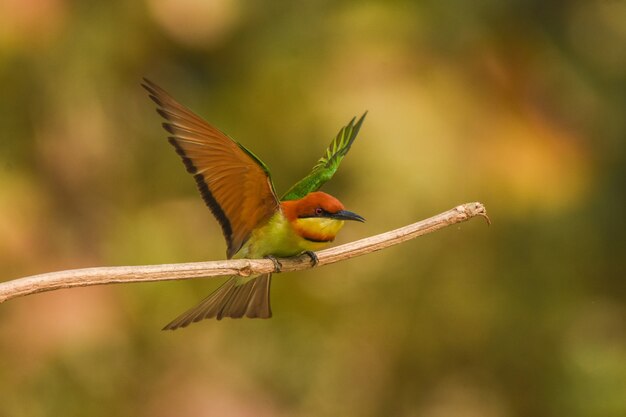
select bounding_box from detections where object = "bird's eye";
[315,207,323,216]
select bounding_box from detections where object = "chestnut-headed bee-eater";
[142,79,365,330]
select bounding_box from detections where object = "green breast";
[234,211,332,259]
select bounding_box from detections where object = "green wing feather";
[281,112,367,201]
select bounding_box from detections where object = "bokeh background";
[1,0,625,416]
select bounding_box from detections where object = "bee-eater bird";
[142,79,366,330]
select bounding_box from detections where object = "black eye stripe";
[298,208,331,219]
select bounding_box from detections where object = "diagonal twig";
[0,202,489,303]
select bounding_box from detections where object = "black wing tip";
[141,77,164,93]
[141,80,164,107]
[162,122,175,134]
[141,78,158,95]
[141,78,172,108]
[149,95,164,108]
[156,108,169,120]
[167,137,198,174]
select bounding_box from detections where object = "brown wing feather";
[142,79,279,258]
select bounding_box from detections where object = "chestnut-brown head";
[281,191,364,243]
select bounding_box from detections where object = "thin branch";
[0,202,489,304]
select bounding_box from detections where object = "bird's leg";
[264,255,283,273]
[303,250,319,267]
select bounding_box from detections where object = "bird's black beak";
[330,210,366,222]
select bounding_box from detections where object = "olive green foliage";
[1,1,625,416]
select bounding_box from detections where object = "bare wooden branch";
[0,202,489,303]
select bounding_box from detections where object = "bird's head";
[281,191,364,243]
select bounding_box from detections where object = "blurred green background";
[1,0,625,416]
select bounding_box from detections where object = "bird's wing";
[142,79,280,258]
[281,112,366,201]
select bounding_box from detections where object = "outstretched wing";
[281,112,367,201]
[142,78,280,258]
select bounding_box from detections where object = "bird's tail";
[162,274,272,330]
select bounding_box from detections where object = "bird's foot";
[264,255,283,273]
[303,250,319,267]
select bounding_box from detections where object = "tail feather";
[219,279,251,318]
[246,277,271,318]
[163,274,272,330]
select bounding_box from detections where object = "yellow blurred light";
[480,110,592,214]
[147,0,241,48]
[0,0,66,47]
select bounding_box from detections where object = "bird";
[142,78,366,330]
